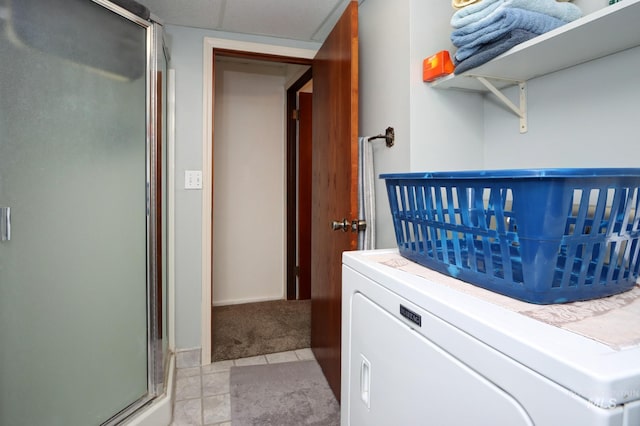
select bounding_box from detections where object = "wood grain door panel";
[311,1,359,402]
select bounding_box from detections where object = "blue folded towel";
[451,8,567,62]
[451,0,582,28]
[451,0,503,28]
[453,29,539,74]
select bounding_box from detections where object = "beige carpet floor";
[212,299,311,362]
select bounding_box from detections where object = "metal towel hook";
[367,127,394,147]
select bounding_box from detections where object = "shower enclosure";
[0,0,169,424]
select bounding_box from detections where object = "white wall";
[572,0,611,15]
[212,60,287,305]
[359,0,485,249]
[166,25,204,350]
[166,24,319,350]
[408,0,484,173]
[483,46,640,169]
[358,0,411,250]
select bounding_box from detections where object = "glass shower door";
[0,0,155,424]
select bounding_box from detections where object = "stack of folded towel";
[450,0,582,74]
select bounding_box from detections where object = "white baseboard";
[212,295,285,307]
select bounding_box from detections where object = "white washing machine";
[341,249,640,426]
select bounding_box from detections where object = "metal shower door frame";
[89,0,166,424]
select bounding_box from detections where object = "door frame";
[287,81,313,301]
[201,38,316,365]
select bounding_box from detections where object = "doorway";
[200,38,317,365]
[289,79,314,301]
[200,2,359,392]
[209,50,313,361]
[212,4,361,390]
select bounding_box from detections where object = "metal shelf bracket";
[475,76,527,134]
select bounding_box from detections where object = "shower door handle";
[0,207,10,241]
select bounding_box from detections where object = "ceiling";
[136,0,353,44]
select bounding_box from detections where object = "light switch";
[184,170,202,190]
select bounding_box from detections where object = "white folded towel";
[452,0,482,10]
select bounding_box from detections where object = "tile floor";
[170,348,317,426]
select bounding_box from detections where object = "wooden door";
[298,92,313,300]
[311,1,359,401]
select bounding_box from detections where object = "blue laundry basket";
[382,168,640,304]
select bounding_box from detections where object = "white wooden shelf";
[430,0,640,92]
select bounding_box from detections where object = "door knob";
[331,219,350,232]
[331,218,367,233]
